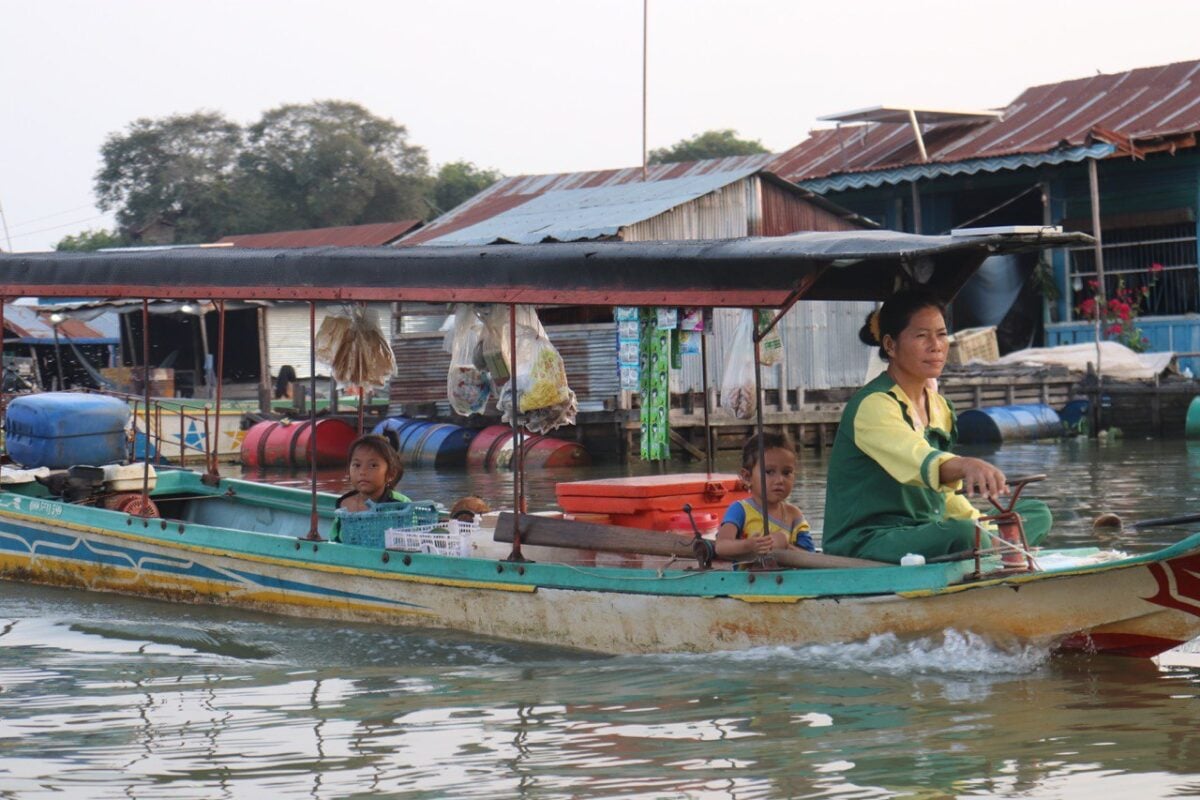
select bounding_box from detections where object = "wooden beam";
[493,513,886,570]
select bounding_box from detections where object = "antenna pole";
[642,0,648,182]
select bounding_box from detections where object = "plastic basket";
[385,518,477,557]
[335,500,439,549]
[947,326,999,365]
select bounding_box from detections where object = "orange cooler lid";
[555,473,744,499]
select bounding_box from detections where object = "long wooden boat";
[3,230,1200,658]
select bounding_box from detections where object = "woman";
[821,288,1051,562]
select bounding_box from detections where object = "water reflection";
[3,438,1200,797]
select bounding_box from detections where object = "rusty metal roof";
[770,59,1200,185]
[2,303,116,344]
[216,220,422,248]
[398,154,776,246]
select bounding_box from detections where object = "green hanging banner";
[639,308,671,461]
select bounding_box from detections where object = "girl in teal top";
[330,433,411,543]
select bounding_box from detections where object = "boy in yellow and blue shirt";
[716,432,814,565]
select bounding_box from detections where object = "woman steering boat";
[821,288,1052,563]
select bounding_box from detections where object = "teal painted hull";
[3,470,1200,657]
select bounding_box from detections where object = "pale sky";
[3,0,1199,252]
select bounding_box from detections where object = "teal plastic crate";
[335,500,440,548]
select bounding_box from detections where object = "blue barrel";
[957,404,1064,444]
[372,417,474,469]
[5,393,131,468]
[1059,399,1089,434]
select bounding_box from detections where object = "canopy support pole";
[203,300,226,484]
[304,300,322,540]
[140,299,153,513]
[0,297,7,415]
[700,323,713,475]
[506,303,528,562]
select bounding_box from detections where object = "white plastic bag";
[484,305,577,433]
[720,310,757,419]
[445,304,491,416]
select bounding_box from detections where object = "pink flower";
[1151,262,1165,273]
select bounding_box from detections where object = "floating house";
[393,157,878,441]
[770,59,1200,370]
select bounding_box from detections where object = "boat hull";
[2,478,1200,657]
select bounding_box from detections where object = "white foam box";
[103,463,157,492]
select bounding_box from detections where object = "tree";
[238,101,431,231]
[427,161,502,217]
[95,112,243,243]
[648,129,769,165]
[55,228,130,252]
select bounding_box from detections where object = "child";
[330,434,410,542]
[715,432,813,563]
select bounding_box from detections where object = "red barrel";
[241,418,358,468]
[465,425,589,470]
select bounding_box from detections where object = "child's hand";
[748,535,776,556]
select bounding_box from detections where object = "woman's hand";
[941,456,1008,498]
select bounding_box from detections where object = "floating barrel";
[1059,399,1089,433]
[371,417,474,469]
[240,418,357,469]
[957,403,1064,444]
[4,392,131,468]
[465,425,590,469]
[1187,397,1200,439]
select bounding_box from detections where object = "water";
[4,437,1200,798]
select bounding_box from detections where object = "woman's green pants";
[835,499,1052,563]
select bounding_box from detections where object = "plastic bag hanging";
[445,304,491,416]
[315,304,396,389]
[481,305,578,434]
[720,309,757,419]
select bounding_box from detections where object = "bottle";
[900,553,926,567]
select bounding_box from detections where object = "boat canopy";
[0,229,1089,307]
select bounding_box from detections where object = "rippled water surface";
[4,437,1200,798]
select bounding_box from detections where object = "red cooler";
[555,473,749,532]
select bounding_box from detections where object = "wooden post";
[1088,158,1107,436]
[257,306,271,413]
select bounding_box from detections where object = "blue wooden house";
[769,59,1200,371]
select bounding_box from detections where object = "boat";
[3,229,1200,658]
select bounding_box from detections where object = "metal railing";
[1067,223,1199,319]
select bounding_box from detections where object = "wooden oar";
[1090,511,1200,532]
[1131,512,1200,530]
[493,513,886,570]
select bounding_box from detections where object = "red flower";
[1151,262,1165,273]
[1078,298,1096,317]
[1088,279,1099,289]
[1107,322,1124,336]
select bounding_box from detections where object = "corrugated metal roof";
[770,59,1200,185]
[417,168,762,246]
[797,143,1116,193]
[399,154,776,246]
[216,220,422,248]
[2,303,116,344]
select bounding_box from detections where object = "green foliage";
[94,102,432,242]
[54,228,131,252]
[95,112,243,244]
[238,100,431,231]
[428,161,503,217]
[648,129,769,165]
